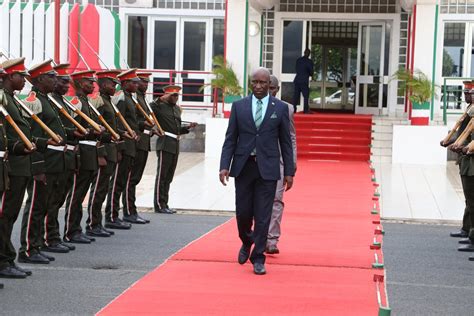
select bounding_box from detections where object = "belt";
[0,151,5,158]
[164,132,179,139]
[66,145,75,151]
[144,130,151,135]
[79,140,97,146]
[248,155,257,162]
[47,145,66,152]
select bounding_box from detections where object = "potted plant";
[393,68,436,109]
[206,55,243,104]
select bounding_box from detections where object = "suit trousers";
[45,170,74,246]
[20,174,62,256]
[461,175,474,239]
[267,163,285,247]
[235,159,277,264]
[87,162,115,229]
[293,82,310,113]
[63,170,95,240]
[123,149,148,216]
[0,176,29,269]
[154,150,178,211]
[461,176,474,232]
[105,155,133,221]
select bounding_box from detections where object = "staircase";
[294,113,372,161]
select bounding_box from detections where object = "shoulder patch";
[111,90,124,105]
[88,92,104,109]
[22,91,42,116]
[69,96,83,112]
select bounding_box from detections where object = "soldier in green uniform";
[122,72,153,224]
[105,69,140,229]
[43,63,85,252]
[18,60,70,264]
[63,70,107,243]
[151,85,196,214]
[0,66,29,279]
[0,58,46,275]
[445,81,474,239]
[87,70,128,233]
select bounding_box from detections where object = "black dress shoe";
[253,263,266,275]
[38,251,55,262]
[42,243,70,253]
[100,226,115,235]
[0,283,3,289]
[18,253,49,264]
[105,219,131,230]
[66,234,91,244]
[458,244,474,252]
[459,238,473,245]
[81,233,95,242]
[123,215,146,224]
[0,266,27,279]
[10,263,32,276]
[137,215,150,223]
[86,227,111,237]
[238,245,251,264]
[450,230,468,238]
[469,257,474,261]
[60,242,76,251]
[265,245,280,254]
[156,207,174,214]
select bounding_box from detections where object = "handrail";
[442,77,474,125]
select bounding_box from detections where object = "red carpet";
[295,113,372,161]
[98,155,388,315]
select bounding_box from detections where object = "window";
[442,22,465,77]
[183,21,206,71]
[154,21,177,70]
[282,21,303,74]
[127,16,148,69]
[212,19,225,59]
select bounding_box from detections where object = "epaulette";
[111,90,124,105]
[22,91,42,116]
[88,92,104,109]
[468,104,474,117]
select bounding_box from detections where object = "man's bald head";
[250,67,271,99]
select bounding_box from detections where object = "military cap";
[1,57,29,76]
[53,63,71,79]
[117,68,140,82]
[71,70,97,82]
[29,59,57,79]
[163,85,181,95]
[463,81,474,93]
[137,72,152,82]
[96,70,121,84]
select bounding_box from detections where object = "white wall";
[226,0,248,89]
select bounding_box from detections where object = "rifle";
[86,99,120,141]
[0,105,35,151]
[47,95,89,135]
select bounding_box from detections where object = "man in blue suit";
[219,68,295,275]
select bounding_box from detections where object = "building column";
[410,0,438,125]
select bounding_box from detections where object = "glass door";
[355,22,385,114]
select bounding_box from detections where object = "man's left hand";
[284,176,293,191]
[187,122,198,129]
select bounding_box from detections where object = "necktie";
[255,99,263,130]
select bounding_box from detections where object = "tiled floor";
[136,153,465,223]
[373,161,464,222]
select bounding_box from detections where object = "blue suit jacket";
[220,95,295,181]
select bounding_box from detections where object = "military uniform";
[64,70,110,243]
[151,86,190,213]
[87,70,124,233]
[0,58,48,270]
[122,73,152,223]
[105,69,140,227]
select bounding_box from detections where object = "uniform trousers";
[105,155,133,221]
[123,150,148,217]
[235,159,277,264]
[20,173,63,256]
[0,176,29,269]
[63,170,95,240]
[87,161,116,229]
[154,150,178,211]
[461,175,474,240]
[267,163,285,247]
[44,170,74,246]
[293,82,310,113]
